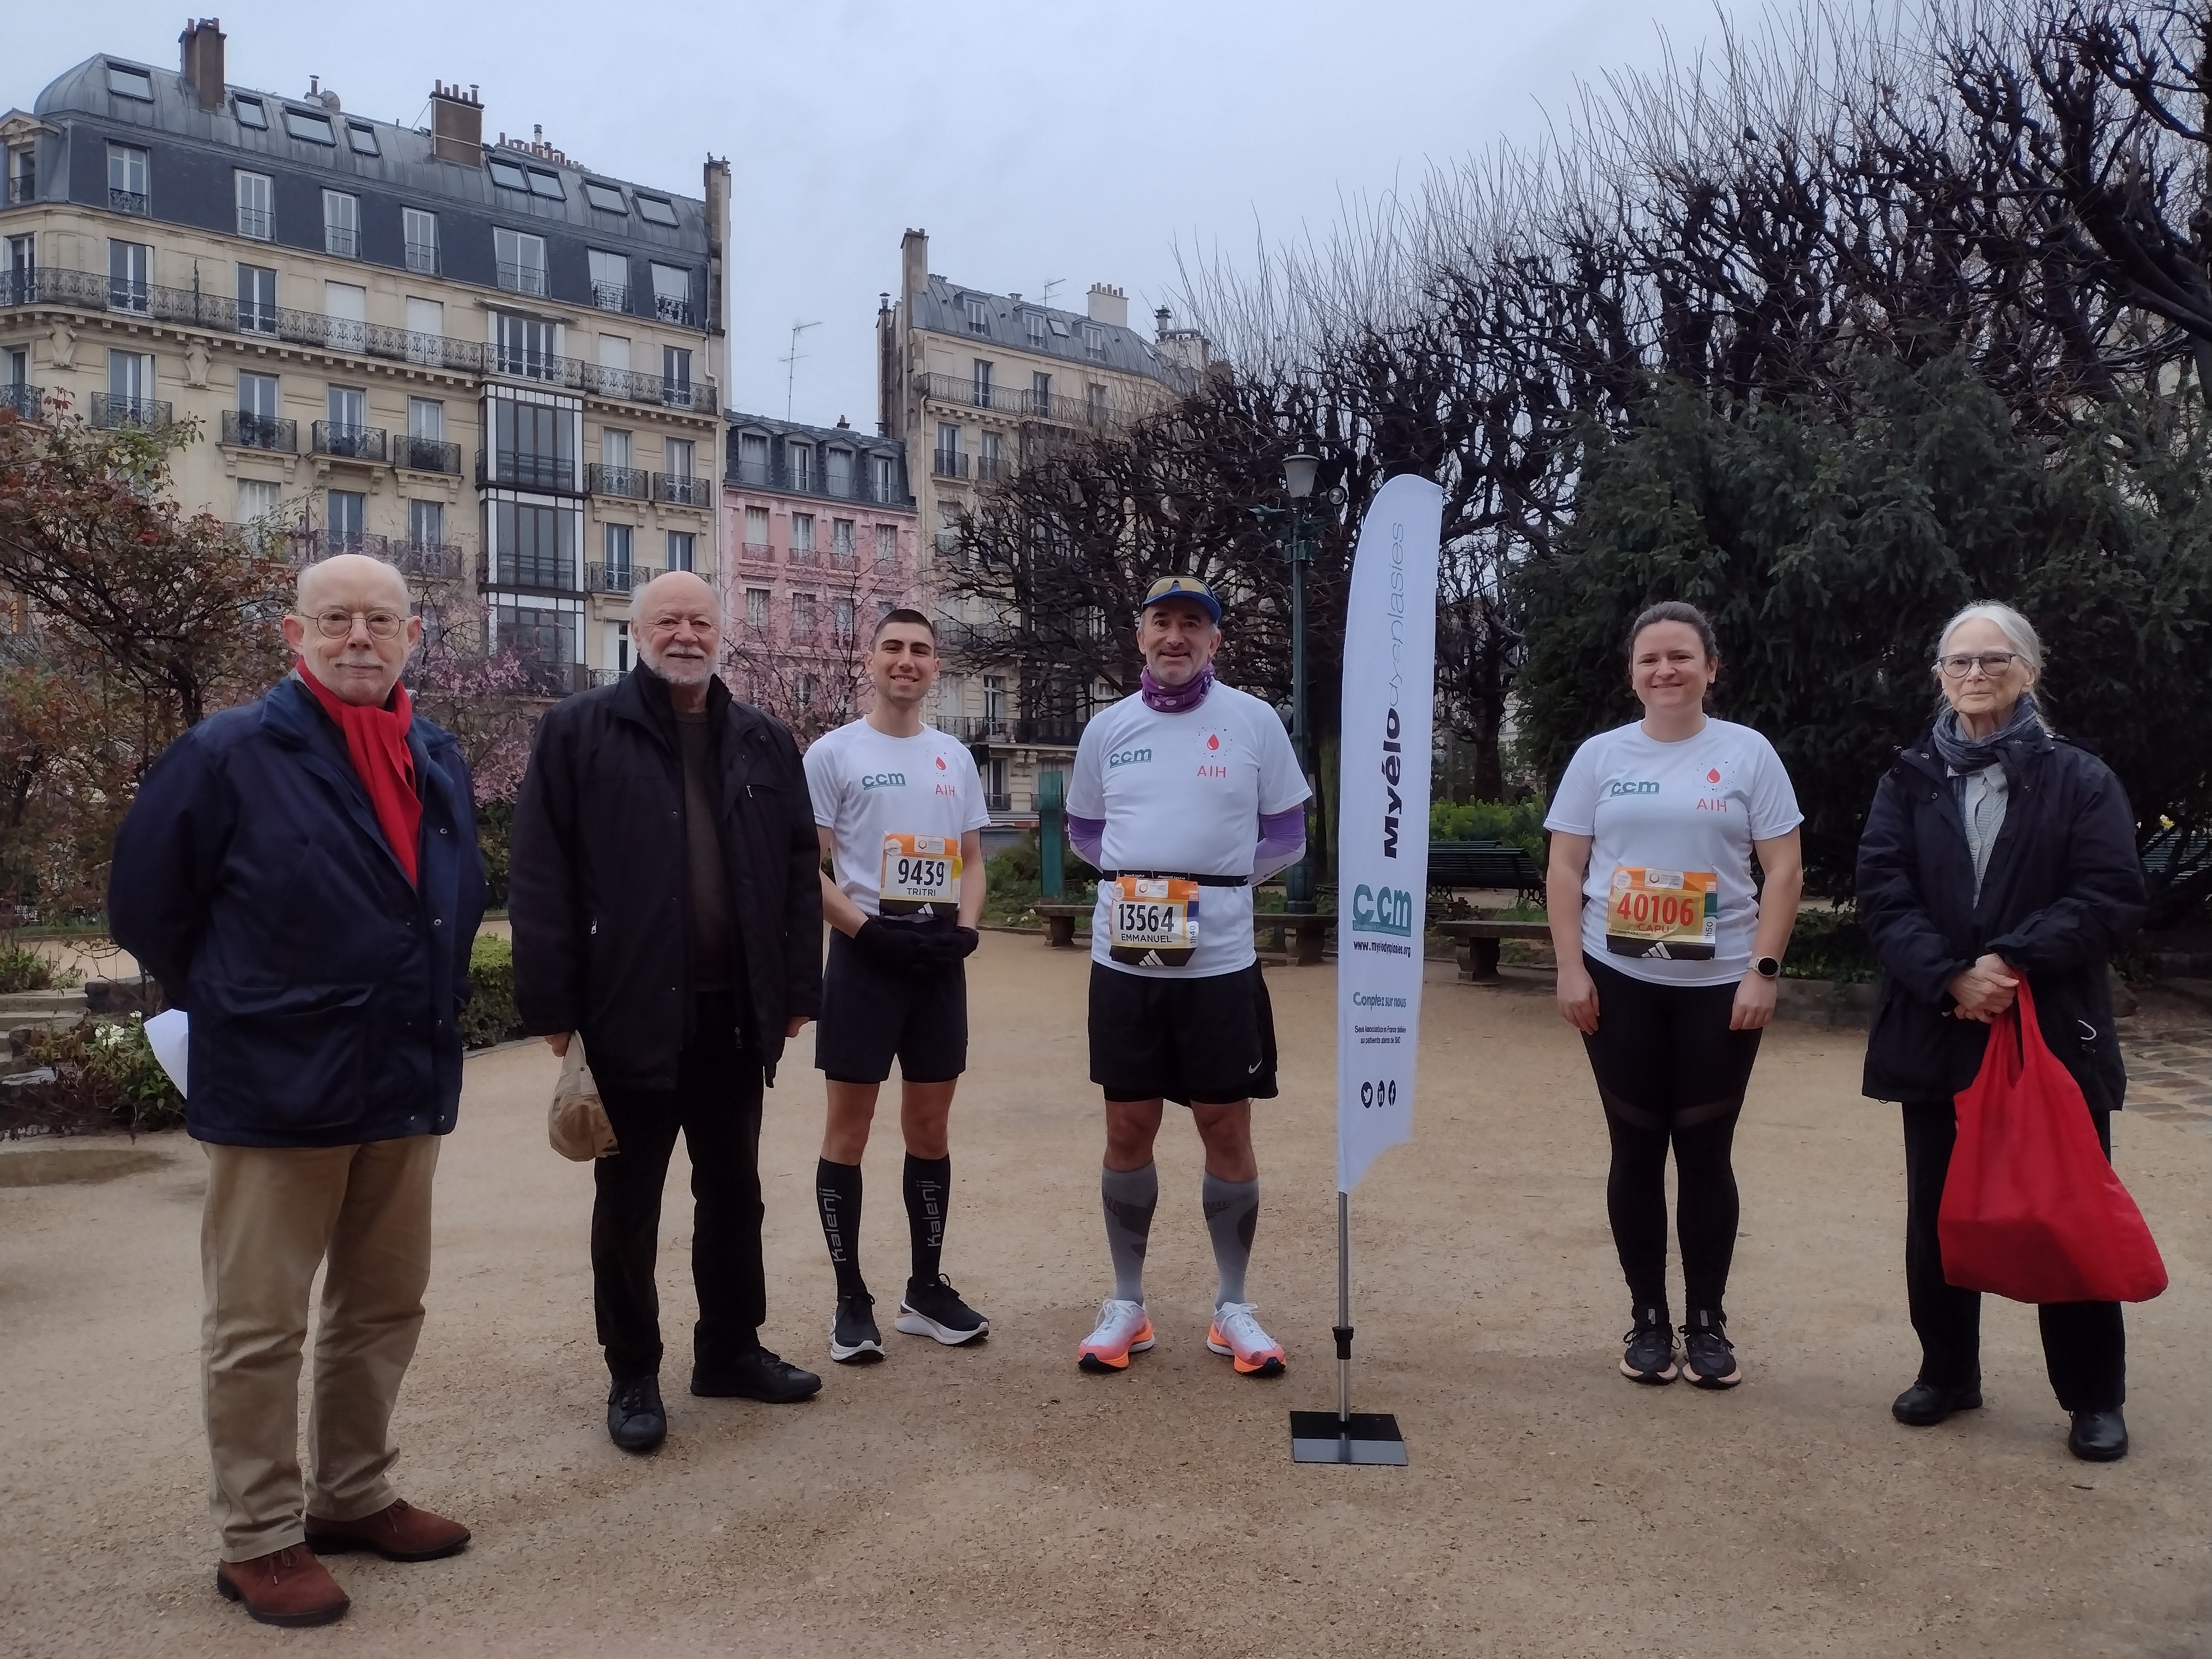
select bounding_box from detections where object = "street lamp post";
[1279,447,1321,916]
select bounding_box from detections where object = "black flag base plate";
[1289,1410,1408,1465]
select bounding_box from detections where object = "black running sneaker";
[1620,1308,1679,1385]
[894,1275,990,1345]
[1681,1310,1742,1389]
[829,1292,884,1364]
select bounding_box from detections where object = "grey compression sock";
[1100,1162,1159,1305]
[1202,1172,1260,1307]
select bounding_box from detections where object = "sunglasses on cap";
[1141,576,1222,623]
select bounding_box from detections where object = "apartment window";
[832,596,856,647]
[875,599,898,632]
[233,96,267,129]
[237,372,278,420]
[874,523,898,568]
[1025,311,1046,346]
[408,398,444,441]
[738,431,769,482]
[1086,383,1109,423]
[107,239,150,313]
[744,505,770,549]
[323,191,360,258]
[495,312,557,379]
[488,158,529,192]
[107,144,149,215]
[403,208,438,274]
[491,500,577,588]
[588,250,628,311]
[832,518,854,565]
[661,346,692,404]
[284,107,336,144]
[324,280,367,351]
[597,332,630,373]
[649,264,691,325]
[972,358,993,408]
[495,228,547,296]
[937,672,963,717]
[1031,371,1052,415]
[788,444,813,492]
[635,194,679,227]
[873,453,898,501]
[791,592,817,638]
[666,530,695,573]
[665,437,695,479]
[982,675,1006,722]
[602,429,632,468]
[346,123,380,157]
[410,499,445,548]
[237,264,276,334]
[979,430,1003,482]
[234,171,272,239]
[791,513,815,554]
[1082,322,1105,360]
[6,148,32,206]
[327,489,366,549]
[236,477,281,524]
[964,295,989,332]
[527,169,564,200]
[327,385,367,434]
[745,587,770,630]
[107,64,154,101]
[609,620,633,674]
[935,422,962,476]
[584,181,626,215]
[491,397,574,489]
[826,447,853,498]
[3,347,25,388]
[602,521,633,575]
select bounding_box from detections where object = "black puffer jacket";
[509,667,821,1089]
[1856,724,2144,1112]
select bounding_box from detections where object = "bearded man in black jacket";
[510,571,824,1452]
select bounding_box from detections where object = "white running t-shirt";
[804,719,990,920]
[1068,680,1310,979]
[1544,718,1803,987]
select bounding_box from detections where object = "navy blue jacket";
[1855,725,2143,1113]
[108,675,487,1147]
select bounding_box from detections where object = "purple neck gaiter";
[1140,664,1214,714]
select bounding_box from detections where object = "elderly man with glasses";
[110,554,487,1629]
[509,570,825,1454]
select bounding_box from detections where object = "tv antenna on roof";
[781,319,822,422]
[1041,279,1063,309]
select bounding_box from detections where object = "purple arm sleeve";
[1253,806,1308,882]
[1067,812,1106,870]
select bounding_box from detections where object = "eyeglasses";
[304,608,406,640]
[1936,651,2022,679]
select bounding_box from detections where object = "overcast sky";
[12,0,1734,432]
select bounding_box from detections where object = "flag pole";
[1291,1186,1405,1464]
[1335,1190,1352,1436]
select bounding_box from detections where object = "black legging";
[1579,954,1766,1321]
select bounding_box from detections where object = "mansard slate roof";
[32,53,708,256]
[911,274,1191,391]
[724,410,905,460]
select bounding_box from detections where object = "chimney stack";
[1087,283,1128,328]
[900,229,928,304]
[429,80,483,165]
[179,18,226,112]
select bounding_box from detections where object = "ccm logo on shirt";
[1606,780,1661,796]
[860,772,906,789]
[1108,748,1153,769]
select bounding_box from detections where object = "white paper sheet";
[145,1008,189,1098]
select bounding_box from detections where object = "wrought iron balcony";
[275,529,464,580]
[325,225,359,259]
[932,451,968,478]
[312,420,387,461]
[656,472,709,507]
[589,667,628,688]
[937,714,1089,748]
[236,207,271,240]
[394,435,460,473]
[653,293,694,326]
[109,187,149,216]
[585,462,650,499]
[830,549,858,571]
[985,792,1014,813]
[976,455,1005,483]
[497,262,548,297]
[586,561,658,596]
[0,269,721,414]
[90,393,171,430]
[787,545,818,567]
[477,449,577,492]
[221,409,296,451]
[477,552,579,593]
[592,281,628,312]
[735,539,774,562]
[404,240,438,275]
[2,383,44,420]
[914,369,1131,426]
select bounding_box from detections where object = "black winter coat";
[1855,724,2144,1112]
[508,667,821,1089]
[108,676,486,1147]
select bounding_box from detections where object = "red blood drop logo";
[1207,734,1220,750]
[1707,768,1720,784]
[935,756,947,770]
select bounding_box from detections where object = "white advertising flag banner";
[1335,474,1443,1194]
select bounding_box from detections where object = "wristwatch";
[1754,956,1782,980]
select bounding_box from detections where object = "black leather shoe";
[1892,1379,1984,1426]
[691,1346,822,1403]
[606,1374,666,1453]
[2068,1409,2128,1462]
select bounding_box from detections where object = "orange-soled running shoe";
[1206,1302,1286,1378]
[1077,1298,1155,1373]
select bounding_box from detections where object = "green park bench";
[1428,840,1544,905]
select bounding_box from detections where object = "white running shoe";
[1206,1302,1286,1376]
[1076,1298,1155,1373]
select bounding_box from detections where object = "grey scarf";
[1930,692,2042,776]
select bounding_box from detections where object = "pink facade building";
[718,413,919,739]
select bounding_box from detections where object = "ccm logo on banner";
[1351,883,1415,937]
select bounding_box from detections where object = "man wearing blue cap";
[1065,576,1311,1378]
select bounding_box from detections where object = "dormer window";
[488,158,529,191]
[1082,322,1105,360]
[964,296,990,332]
[585,181,626,214]
[233,96,268,129]
[284,107,336,144]
[346,123,379,156]
[526,169,564,200]
[106,64,154,101]
[636,195,679,227]
[1024,311,1046,346]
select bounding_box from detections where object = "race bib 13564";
[1107,876,1200,968]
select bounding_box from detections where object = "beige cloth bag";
[547,1037,618,1161]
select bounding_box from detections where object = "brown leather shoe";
[304,1497,471,1562]
[215,1545,351,1627]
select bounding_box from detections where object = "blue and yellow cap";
[1141,575,1222,624]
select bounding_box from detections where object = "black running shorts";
[815,927,968,1085]
[1088,961,1278,1107]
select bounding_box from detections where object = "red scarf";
[297,661,422,886]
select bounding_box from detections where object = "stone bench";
[1433,919,1553,982]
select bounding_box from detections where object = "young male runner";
[1066,576,1311,1378]
[805,609,992,1363]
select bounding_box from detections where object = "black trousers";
[592,996,765,1381]
[1901,1098,2126,1413]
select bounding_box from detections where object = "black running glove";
[931,926,981,963]
[854,916,932,970]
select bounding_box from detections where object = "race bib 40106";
[880,833,961,916]
[1107,877,1201,968]
[1605,865,1719,960]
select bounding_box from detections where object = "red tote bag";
[1938,977,2167,1304]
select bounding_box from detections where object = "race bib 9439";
[1605,865,1719,961]
[1107,877,1200,968]
[879,833,961,916]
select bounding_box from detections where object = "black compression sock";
[904,1152,951,1285]
[815,1158,867,1300]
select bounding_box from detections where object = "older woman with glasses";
[1855,602,2146,1462]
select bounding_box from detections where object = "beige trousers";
[200,1135,440,1560]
